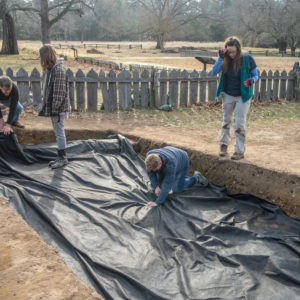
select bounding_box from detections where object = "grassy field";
[0,41,298,75]
[105,101,300,131]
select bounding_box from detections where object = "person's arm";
[244,56,259,86]
[52,66,67,113]
[211,57,223,75]
[147,171,159,188]
[155,163,176,205]
[250,68,258,84]
[0,115,4,131]
[6,84,19,125]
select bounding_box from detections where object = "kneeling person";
[145,146,200,207]
[0,76,25,135]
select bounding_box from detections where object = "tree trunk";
[156,33,165,50]
[277,39,287,53]
[40,0,51,44]
[0,0,18,54]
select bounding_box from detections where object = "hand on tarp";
[147,201,158,207]
[2,123,12,135]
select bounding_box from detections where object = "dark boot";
[50,149,68,169]
[219,144,228,157]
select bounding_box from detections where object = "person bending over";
[0,76,25,135]
[145,146,201,207]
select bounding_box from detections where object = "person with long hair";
[39,45,70,169]
[211,36,258,160]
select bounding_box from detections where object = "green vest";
[216,53,253,102]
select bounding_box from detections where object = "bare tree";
[10,0,95,44]
[232,0,300,52]
[131,0,206,50]
[0,0,18,54]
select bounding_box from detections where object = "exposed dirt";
[0,198,103,300]
[1,111,300,299]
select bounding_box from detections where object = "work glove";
[219,48,226,59]
[245,78,254,87]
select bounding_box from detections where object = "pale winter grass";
[0,41,297,74]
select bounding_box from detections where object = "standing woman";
[39,45,70,169]
[211,36,258,160]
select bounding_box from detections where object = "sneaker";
[11,121,25,129]
[51,158,68,169]
[219,144,228,157]
[194,171,209,186]
[48,159,58,168]
[231,152,244,160]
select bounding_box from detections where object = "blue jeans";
[0,101,23,122]
[51,113,67,150]
[157,164,198,193]
[172,166,198,193]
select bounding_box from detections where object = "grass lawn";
[0,41,298,75]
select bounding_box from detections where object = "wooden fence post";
[108,70,117,110]
[190,70,199,105]
[118,70,131,109]
[160,70,168,106]
[169,69,179,107]
[208,71,217,101]
[149,68,156,107]
[260,70,267,101]
[199,70,206,103]
[87,69,98,111]
[279,70,287,99]
[141,70,149,107]
[76,69,85,110]
[30,68,42,107]
[133,70,140,107]
[67,69,75,109]
[99,70,109,111]
[180,70,188,107]
[266,70,272,100]
[16,68,30,105]
[273,70,279,100]
[286,70,294,101]
[154,71,160,107]
[6,68,13,79]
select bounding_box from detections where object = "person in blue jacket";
[145,146,200,207]
[211,36,258,160]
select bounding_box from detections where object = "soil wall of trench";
[15,128,300,218]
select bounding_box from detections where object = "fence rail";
[52,43,143,50]
[0,67,299,111]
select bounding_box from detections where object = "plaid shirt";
[39,59,70,117]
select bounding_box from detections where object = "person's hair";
[222,36,243,73]
[0,76,13,89]
[145,154,161,171]
[39,44,57,71]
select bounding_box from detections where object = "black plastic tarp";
[0,133,299,300]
